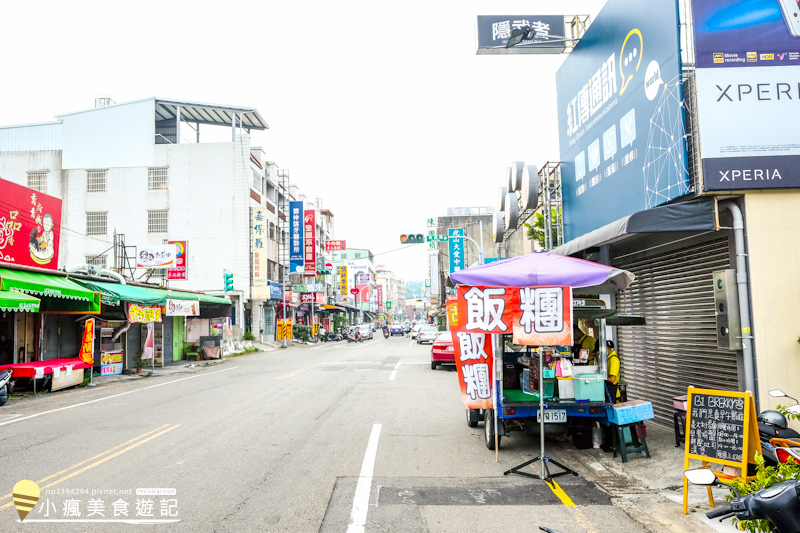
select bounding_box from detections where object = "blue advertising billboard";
[557,0,689,243]
[692,0,800,190]
[448,228,464,274]
[289,201,304,274]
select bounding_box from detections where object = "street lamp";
[505,27,581,49]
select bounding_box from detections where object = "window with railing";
[27,171,48,193]
[87,169,107,192]
[148,167,168,190]
[86,212,108,235]
[86,254,107,267]
[253,170,261,191]
[148,210,168,233]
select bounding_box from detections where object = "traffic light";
[224,271,234,292]
[400,233,424,244]
[316,269,331,275]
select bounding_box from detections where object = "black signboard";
[687,391,746,464]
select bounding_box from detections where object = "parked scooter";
[347,329,363,343]
[758,389,800,466]
[0,370,11,406]
[685,468,800,533]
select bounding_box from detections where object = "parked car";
[430,331,455,369]
[417,325,439,344]
[390,324,404,336]
[410,324,423,339]
[357,324,373,340]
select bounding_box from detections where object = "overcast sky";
[0,0,604,282]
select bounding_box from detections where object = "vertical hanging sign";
[339,266,348,295]
[251,207,267,286]
[449,228,464,273]
[289,201,304,274]
[303,209,316,277]
[167,241,188,280]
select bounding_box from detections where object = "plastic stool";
[612,421,650,463]
[673,410,686,447]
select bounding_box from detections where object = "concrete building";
[376,266,405,323]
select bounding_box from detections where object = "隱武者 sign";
[0,177,63,269]
[136,245,176,268]
[165,298,199,317]
[127,303,163,323]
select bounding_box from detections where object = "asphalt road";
[0,335,656,532]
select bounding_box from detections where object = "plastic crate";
[521,368,554,399]
[557,377,575,399]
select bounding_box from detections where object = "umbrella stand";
[504,347,578,482]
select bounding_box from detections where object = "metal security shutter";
[41,315,81,360]
[615,238,738,427]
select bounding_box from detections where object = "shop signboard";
[100,350,123,376]
[289,201,304,274]
[339,266,348,295]
[0,177,63,269]
[167,241,188,280]
[127,303,163,323]
[556,0,688,242]
[300,292,325,304]
[377,285,383,307]
[692,0,800,190]
[269,281,282,300]
[136,245,176,268]
[251,207,267,285]
[165,298,199,317]
[325,240,346,251]
[476,15,567,54]
[303,210,316,277]
[78,318,95,365]
[448,229,464,273]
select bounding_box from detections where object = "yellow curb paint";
[546,480,575,507]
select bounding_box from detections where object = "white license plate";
[536,410,567,423]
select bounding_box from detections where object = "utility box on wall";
[713,269,742,351]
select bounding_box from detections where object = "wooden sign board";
[682,387,761,514]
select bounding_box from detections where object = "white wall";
[0,122,63,152]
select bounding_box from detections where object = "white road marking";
[389,370,397,381]
[347,423,382,533]
[393,362,401,370]
[408,340,415,348]
[0,366,239,428]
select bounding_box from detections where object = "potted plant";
[134,353,147,374]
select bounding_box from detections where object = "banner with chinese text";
[452,285,573,346]
[0,177,63,269]
[167,241,188,280]
[127,303,163,324]
[252,207,267,285]
[325,240,346,251]
[452,331,494,410]
[290,201,304,274]
[78,319,95,365]
[339,266,348,295]
[303,210,316,277]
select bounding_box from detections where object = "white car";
[357,324,373,340]
[410,324,423,339]
[417,325,439,344]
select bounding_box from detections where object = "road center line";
[275,364,316,380]
[0,367,239,428]
[347,423,382,533]
[546,479,576,507]
[389,370,397,381]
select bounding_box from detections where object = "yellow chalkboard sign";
[682,387,761,514]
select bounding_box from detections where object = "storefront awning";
[72,279,163,307]
[198,293,232,305]
[0,290,40,312]
[140,287,200,304]
[0,268,97,301]
[0,268,101,314]
[551,198,717,257]
[320,304,346,312]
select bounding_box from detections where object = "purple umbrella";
[448,251,634,294]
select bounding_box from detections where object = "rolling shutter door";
[615,238,738,427]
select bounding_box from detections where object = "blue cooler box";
[607,401,654,424]
[573,373,605,402]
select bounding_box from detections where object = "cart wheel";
[484,409,500,450]
[466,409,480,428]
[431,361,437,370]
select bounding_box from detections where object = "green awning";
[197,293,232,305]
[0,268,98,302]
[72,279,163,307]
[0,290,40,312]
[142,287,200,304]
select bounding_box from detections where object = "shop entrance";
[0,312,14,365]
[15,312,37,363]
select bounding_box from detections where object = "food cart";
[447,251,644,452]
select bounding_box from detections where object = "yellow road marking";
[546,479,575,507]
[0,424,180,511]
[275,364,316,380]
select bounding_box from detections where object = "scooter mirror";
[769,389,787,398]
[683,468,718,486]
[787,405,800,415]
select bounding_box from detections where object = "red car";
[430,331,455,369]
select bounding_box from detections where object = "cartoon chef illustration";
[29,213,55,265]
